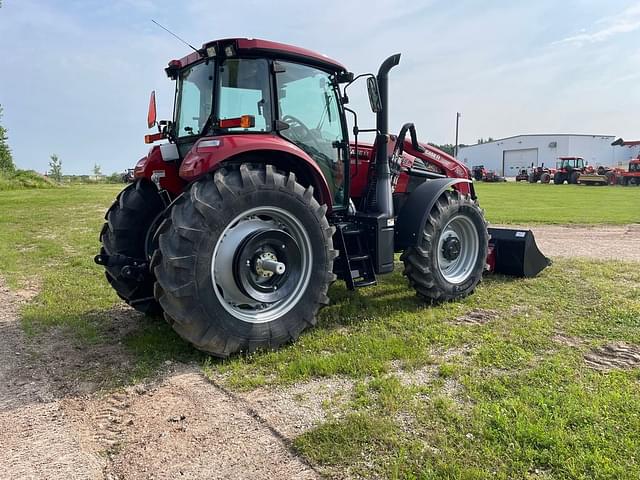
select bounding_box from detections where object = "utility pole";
[454,112,461,158]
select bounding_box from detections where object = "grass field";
[475,182,639,225]
[1,183,639,479]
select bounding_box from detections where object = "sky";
[0,0,639,174]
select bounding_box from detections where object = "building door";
[503,148,538,177]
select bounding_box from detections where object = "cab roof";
[169,38,347,74]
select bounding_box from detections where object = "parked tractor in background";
[95,38,549,357]
[617,157,640,185]
[472,165,486,181]
[484,170,507,182]
[553,156,585,184]
[528,164,551,184]
[121,168,135,183]
[515,168,529,182]
[472,165,506,182]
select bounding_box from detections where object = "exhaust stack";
[374,54,401,217]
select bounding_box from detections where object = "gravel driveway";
[498,224,640,262]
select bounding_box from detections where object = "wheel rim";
[211,206,312,324]
[436,215,480,284]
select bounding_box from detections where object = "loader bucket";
[487,227,551,278]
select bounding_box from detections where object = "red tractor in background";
[515,168,529,182]
[617,157,640,185]
[471,165,506,182]
[516,164,552,184]
[95,38,549,357]
[553,156,586,184]
[528,165,551,184]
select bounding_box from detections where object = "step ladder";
[335,223,377,290]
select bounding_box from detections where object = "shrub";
[0,169,57,191]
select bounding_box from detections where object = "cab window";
[218,59,271,132]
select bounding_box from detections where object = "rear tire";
[401,190,488,303]
[570,171,580,184]
[153,164,337,357]
[99,180,166,315]
[553,173,563,184]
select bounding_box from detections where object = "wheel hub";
[441,237,461,261]
[233,229,300,304]
[254,252,286,278]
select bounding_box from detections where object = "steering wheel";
[282,114,311,141]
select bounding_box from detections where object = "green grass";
[474,182,640,224]
[1,184,639,479]
[0,184,198,381]
[288,260,640,479]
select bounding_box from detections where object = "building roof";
[461,133,616,148]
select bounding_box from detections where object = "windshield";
[175,61,215,137]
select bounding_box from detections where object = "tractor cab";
[156,40,352,209]
[556,157,584,171]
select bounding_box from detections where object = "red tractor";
[515,164,550,183]
[528,165,551,184]
[515,168,529,182]
[553,156,585,184]
[95,38,549,356]
[617,157,640,185]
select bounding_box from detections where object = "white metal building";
[458,134,640,177]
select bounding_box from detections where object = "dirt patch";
[0,276,336,479]
[2,303,145,408]
[65,368,320,480]
[552,333,584,348]
[454,309,499,326]
[0,278,105,478]
[496,224,640,262]
[241,377,354,440]
[584,342,640,371]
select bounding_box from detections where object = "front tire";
[99,180,166,315]
[401,190,489,303]
[153,164,337,357]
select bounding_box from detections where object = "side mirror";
[366,77,382,113]
[147,90,157,129]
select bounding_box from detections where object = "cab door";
[274,61,349,208]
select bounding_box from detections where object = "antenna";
[151,19,201,55]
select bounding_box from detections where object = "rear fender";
[133,145,186,195]
[394,178,472,250]
[178,134,333,208]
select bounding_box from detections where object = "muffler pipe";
[375,53,401,217]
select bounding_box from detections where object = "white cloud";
[556,2,640,45]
